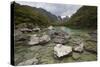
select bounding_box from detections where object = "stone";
[73,42,84,53]
[14,29,32,45]
[18,58,39,66]
[84,41,97,53]
[48,26,54,30]
[72,52,80,60]
[54,44,72,58]
[70,37,82,45]
[39,35,51,44]
[32,27,40,32]
[20,28,32,33]
[28,35,40,45]
[28,34,51,45]
[52,31,70,44]
[53,37,67,44]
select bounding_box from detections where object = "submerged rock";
[18,58,39,66]
[72,52,80,60]
[84,41,97,53]
[54,44,72,58]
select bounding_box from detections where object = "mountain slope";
[65,6,97,29]
[12,2,58,28]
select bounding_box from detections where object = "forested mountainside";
[12,2,58,28]
[64,6,97,29]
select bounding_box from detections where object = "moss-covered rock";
[84,41,97,53]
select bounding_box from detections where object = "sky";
[16,1,82,18]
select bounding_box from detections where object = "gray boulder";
[28,34,40,45]
[54,44,72,58]
[39,34,51,44]
[28,34,51,45]
[51,31,70,44]
[48,26,54,30]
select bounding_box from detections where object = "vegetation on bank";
[64,6,97,29]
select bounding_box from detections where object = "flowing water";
[14,26,97,65]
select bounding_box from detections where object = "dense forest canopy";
[64,6,97,29]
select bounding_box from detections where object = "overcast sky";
[16,1,82,17]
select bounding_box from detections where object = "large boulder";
[18,58,39,66]
[28,34,51,45]
[54,44,72,58]
[28,34,40,45]
[39,35,51,44]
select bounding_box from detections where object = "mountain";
[62,16,69,22]
[65,6,97,29]
[37,8,58,22]
[11,2,58,28]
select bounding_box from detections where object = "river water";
[14,26,97,65]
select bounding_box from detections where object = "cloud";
[16,1,82,17]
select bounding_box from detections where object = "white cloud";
[16,1,82,16]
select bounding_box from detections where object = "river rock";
[20,28,32,33]
[54,44,72,58]
[70,37,82,45]
[51,31,70,44]
[28,34,51,45]
[18,58,39,66]
[48,26,54,30]
[73,42,84,53]
[39,35,51,44]
[84,41,97,53]
[28,34,40,45]
[32,27,40,32]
